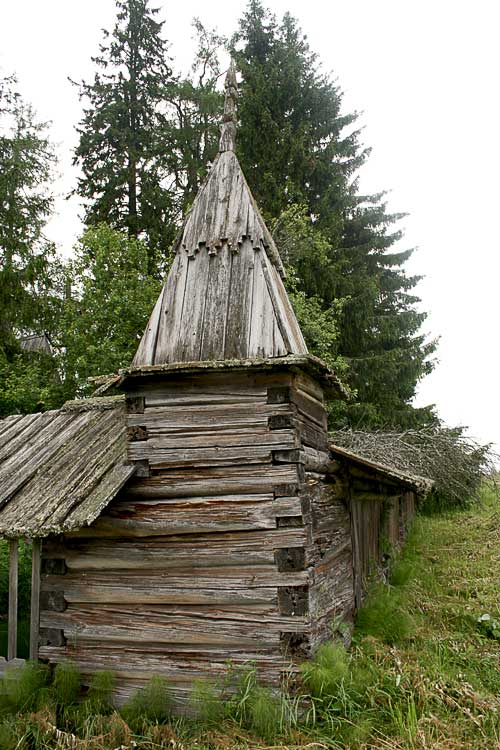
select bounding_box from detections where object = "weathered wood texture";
[346,470,418,608]
[132,150,307,367]
[0,398,134,538]
[36,368,420,709]
[30,539,42,660]
[301,476,354,655]
[40,370,329,706]
[8,540,18,661]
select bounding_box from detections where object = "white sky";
[1,0,499,450]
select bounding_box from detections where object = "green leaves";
[57,224,163,397]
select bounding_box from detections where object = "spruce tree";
[72,0,175,271]
[233,1,436,428]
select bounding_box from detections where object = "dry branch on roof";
[330,427,498,506]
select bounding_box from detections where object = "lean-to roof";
[132,63,307,368]
[0,397,134,538]
[329,443,433,495]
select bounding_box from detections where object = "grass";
[1,482,499,749]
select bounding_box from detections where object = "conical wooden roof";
[132,64,307,368]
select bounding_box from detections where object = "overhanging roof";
[329,443,433,495]
[0,397,135,538]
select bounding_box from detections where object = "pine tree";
[72,0,175,271]
[233,2,436,428]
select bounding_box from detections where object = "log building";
[0,64,431,706]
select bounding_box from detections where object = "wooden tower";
[111,63,351,703]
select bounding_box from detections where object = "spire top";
[219,60,238,153]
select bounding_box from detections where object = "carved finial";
[219,60,238,153]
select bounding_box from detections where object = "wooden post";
[29,539,42,661]
[8,539,18,661]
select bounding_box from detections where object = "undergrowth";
[0,482,498,749]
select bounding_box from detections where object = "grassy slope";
[3,484,500,750]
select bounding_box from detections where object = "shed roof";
[132,63,308,369]
[329,443,433,495]
[0,397,134,538]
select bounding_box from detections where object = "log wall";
[37,368,418,709]
[38,369,344,708]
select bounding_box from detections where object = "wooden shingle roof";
[132,63,307,368]
[0,397,134,538]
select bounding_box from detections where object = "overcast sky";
[1,0,499,451]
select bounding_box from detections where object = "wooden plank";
[175,246,211,362]
[200,244,231,360]
[128,428,297,453]
[131,282,165,367]
[7,540,18,661]
[224,240,255,359]
[127,402,293,433]
[248,252,278,358]
[135,444,275,470]
[65,495,303,540]
[30,539,42,660]
[154,252,189,364]
[125,463,300,498]
[41,603,308,644]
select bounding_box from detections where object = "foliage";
[0,73,62,418]
[355,583,416,645]
[0,540,32,619]
[164,20,225,217]
[72,0,175,271]
[300,642,350,700]
[233,1,437,428]
[51,662,81,709]
[0,73,57,344]
[0,349,64,417]
[87,671,115,714]
[0,662,49,716]
[57,223,163,398]
[121,675,171,729]
[331,426,498,508]
[477,613,500,641]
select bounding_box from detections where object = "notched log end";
[280,632,310,659]
[126,396,145,414]
[278,585,309,616]
[127,426,148,442]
